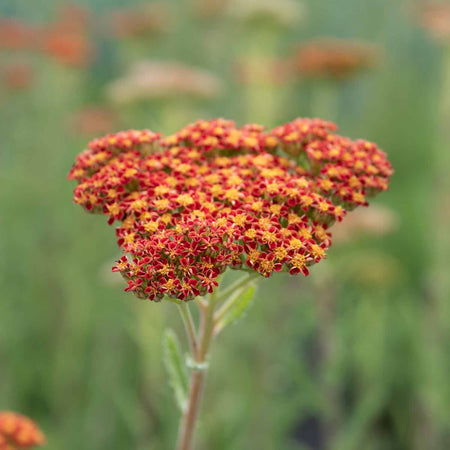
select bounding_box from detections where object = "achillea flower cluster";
[291,38,380,80]
[0,412,45,449]
[68,118,392,301]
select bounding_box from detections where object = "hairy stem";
[176,370,206,450]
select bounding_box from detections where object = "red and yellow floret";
[0,412,45,449]
[68,117,393,301]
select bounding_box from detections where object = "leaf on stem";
[215,284,256,334]
[163,328,189,411]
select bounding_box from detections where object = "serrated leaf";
[163,328,189,411]
[216,284,256,333]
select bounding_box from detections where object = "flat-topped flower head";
[0,412,45,449]
[68,118,393,301]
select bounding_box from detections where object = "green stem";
[175,273,260,449]
[176,291,217,450]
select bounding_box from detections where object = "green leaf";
[163,328,189,411]
[215,284,256,333]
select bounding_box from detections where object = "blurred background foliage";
[0,0,449,449]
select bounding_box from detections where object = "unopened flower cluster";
[68,118,393,301]
[0,412,45,450]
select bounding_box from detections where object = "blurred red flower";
[1,62,34,90]
[39,4,93,68]
[0,18,37,51]
[105,4,168,39]
[41,30,93,68]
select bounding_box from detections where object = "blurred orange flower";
[0,6,93,69]
[41,30,93,68]
[40,4,93,68]
[0,411,45,449]
[291,38,380,81]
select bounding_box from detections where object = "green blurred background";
[1,0,449,449]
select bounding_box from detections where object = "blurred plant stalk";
[290,38,381,122]
[311,268,342,447]
[228,0,305,126]
[433,45,450,303]
[241,26,282,127]
[311,81,339,122]
[309,206,399,448]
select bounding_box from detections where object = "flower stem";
[176,291,217,450]
[177,370,207,450]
